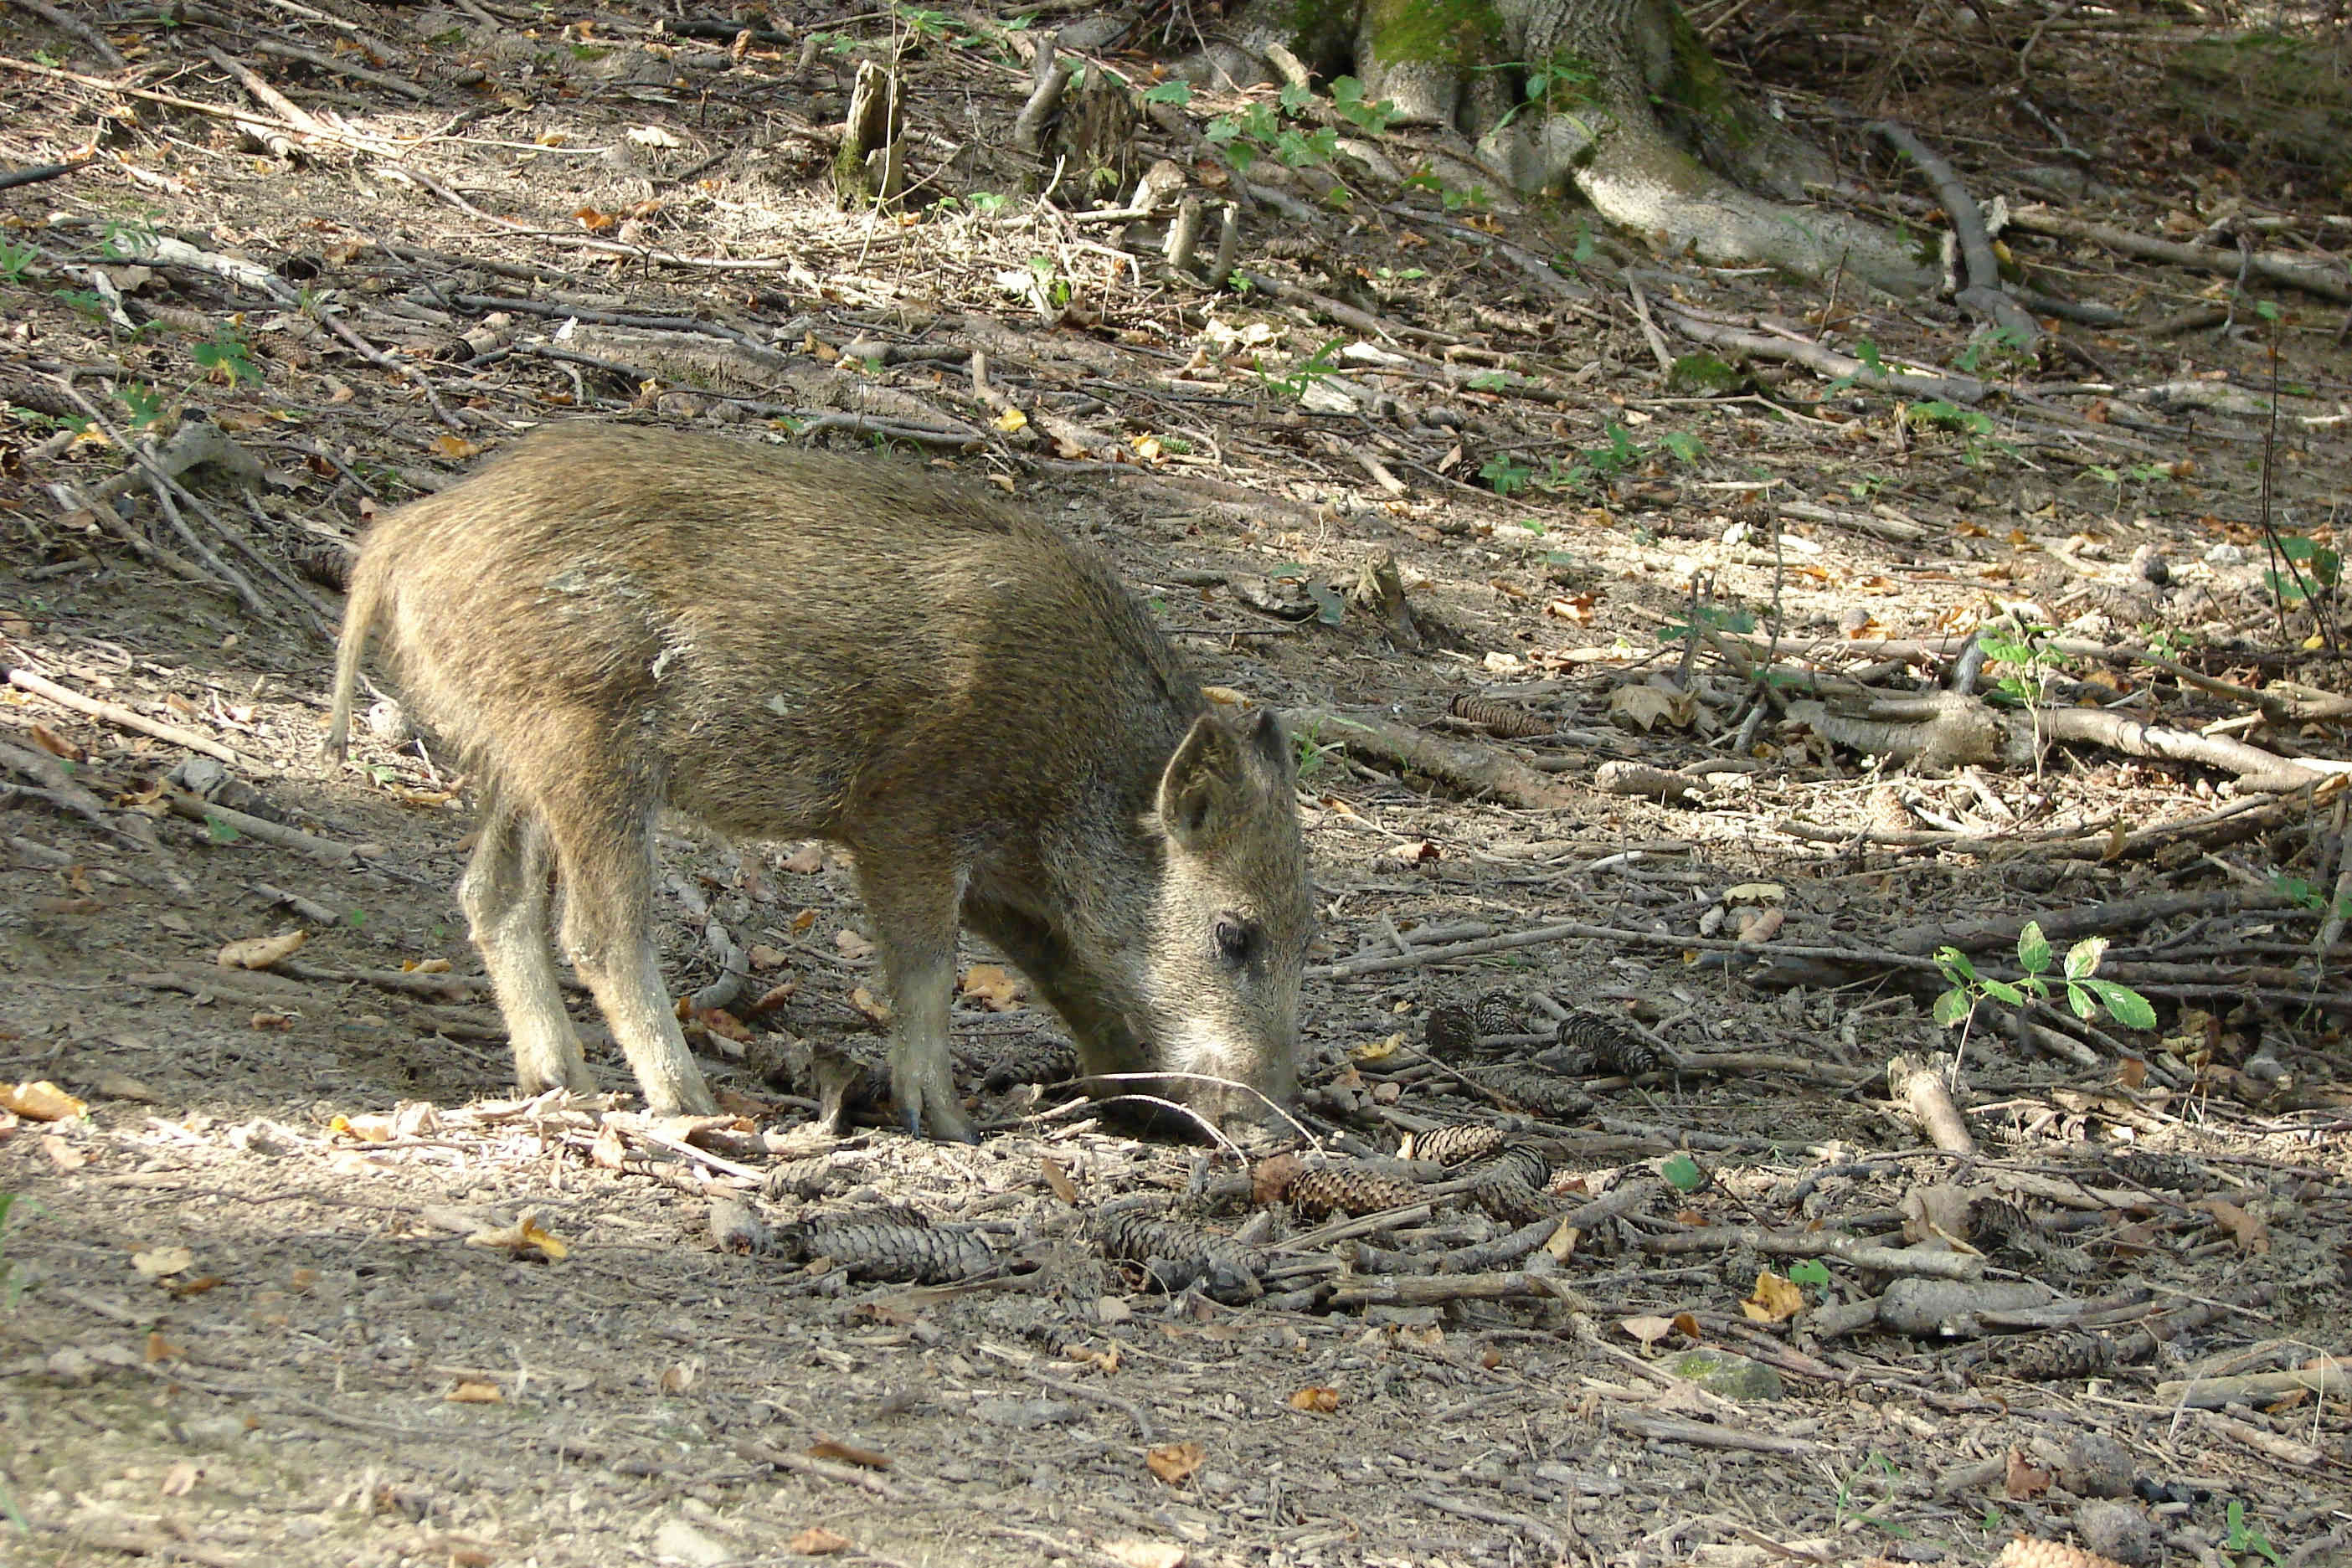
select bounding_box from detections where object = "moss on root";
[1363,0,1503,68]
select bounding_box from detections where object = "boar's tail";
[321,555,384,763]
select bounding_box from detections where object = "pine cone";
[1413,1123,1505,1166]
[1556,1012,1668,1077]
[1287,1166,1421,1219]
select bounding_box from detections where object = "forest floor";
[2,1,2349,1565]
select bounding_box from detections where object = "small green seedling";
[1933,922,2158,1033]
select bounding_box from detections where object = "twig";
[250,39,430,100]
[1621,271,1676,378]
[167,789,365,861]
[0,54,397,155]
[3,665,255,769]
[2,0,125,66]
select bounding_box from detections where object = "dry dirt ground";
[3,2,2351,1565]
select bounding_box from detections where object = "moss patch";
[1362,0,1503,69]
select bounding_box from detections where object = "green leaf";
[1982,978,2025,1006]
[1660,1152,1704,1192]
[205,815,240,845]
[2081,979,2157,1031]
[2015,921,2051,975]
[2066,981,2099,1020]
[2064,934,2107,981]
[1305,580,1346,626]
[1141,80,1192,105]
[1935,946,1978,983]
[1933,988,1973,1027]
[1787,1257,1830,1287]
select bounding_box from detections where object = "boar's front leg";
[857,857,976,1143]
[962,895,1149,1084]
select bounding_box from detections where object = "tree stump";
[833,59,903,208]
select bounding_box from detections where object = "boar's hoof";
[646,1081,720,1118]
[901,1096,977,1144]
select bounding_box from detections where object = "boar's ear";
[1245,707,1294,781]
[1158,712,1243,850]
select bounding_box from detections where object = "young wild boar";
[325,424,1313,1140]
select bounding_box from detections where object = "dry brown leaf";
[780,843,826,875]
[332,1112,396,1143]
[218,929,309,969]
[835,928,876,961]
[446,1379,504,1403]
[28,723,83,761]
[748,979,798,1014]
[747,943,789,970]
[1288,1385,1340,1413]
[145,1331,181,1363]
[1619,1314,1675,1346]
[658,1360,700,1394]
[589,1122,626,1170]
[788,1527,852,1555]
[2195,1198,2269,1253]
[1251,1152,1304,1206]
[1067,1343,1120,1374]
[2,1080,86,1121]
[1145,1441,1205,1483]
[463,1211,569,1262]
[133,1245,194,1278]
[1040,1155,1078,1205]
[1607,683,1695,733]
[2004,1448,2053,1499]
[1742,1270,1804,1324]
[848,986,891,1025]
[43,1134,87,1170]
[959,963,1024,1010]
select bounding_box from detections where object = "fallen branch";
[3,665,258,769]
[1888,1053,1975,1154]
[166,789,366,862]
[1655,306,1988,404]
[1870,122,2041,347]
[2010,204,2352,305]
[1284,707,1578,810]
[250,39,429,100]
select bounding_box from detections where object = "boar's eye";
[1212,913,1256,966]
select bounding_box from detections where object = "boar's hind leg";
[545,787,720,1118]
[962,897,1148,1083]
[460,784,594,1098]
[858,861,976,1143]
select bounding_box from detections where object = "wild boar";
[325,424,1313,1139]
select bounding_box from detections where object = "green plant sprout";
[1978,619,2061,712]
[1933,922,2158,1034]
[1258,335,1345,402]
[193,326,262,386]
